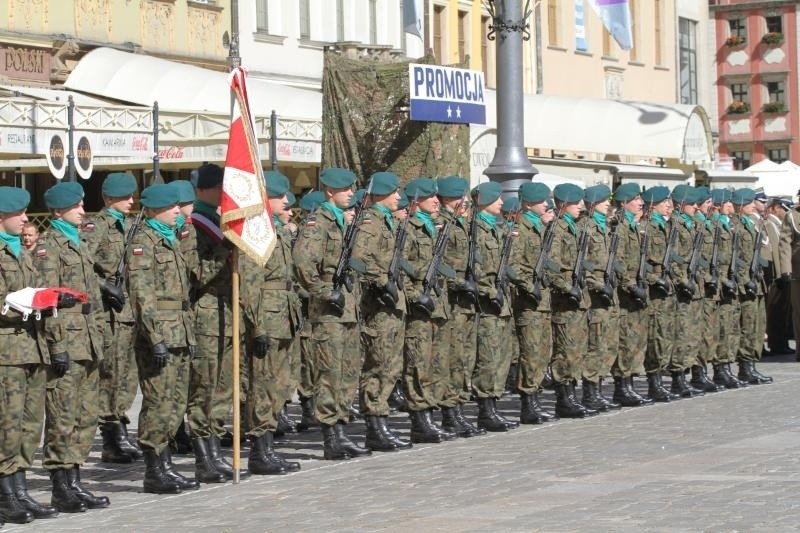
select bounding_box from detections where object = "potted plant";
[728,100,751,114]
[761,32,784,45]
[762,101,785,113]
[725,35,747,47]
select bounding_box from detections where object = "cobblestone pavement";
[7,355,800,532]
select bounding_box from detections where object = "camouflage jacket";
[0,243,47,365]
[440,208,471,293]
[584,214,616,306]
[671,215,698,298]
[177,217,199,277]
[476,217,511,317]
[733,215,766,297]
[645,217,674,295]
[190,219,236,337]
[616,212,645,307]
[127,224,195,349]
[509,212,551,312]
[696,214,719,301]
[34,228,106,361]
[82,208,135,322]
[293,206,358,323]
[549,217,590,310]
[403,215,450,319]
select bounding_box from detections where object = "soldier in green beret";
[293,167,371,459]
[36,182,110,512]
[83,172,143,464]
[0,187,57,523]
[127,183,198,494]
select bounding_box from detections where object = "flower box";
[727,100,751,114]
[761,32,784,45]
[762,101,785,113]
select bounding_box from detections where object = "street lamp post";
[483,0,537,194]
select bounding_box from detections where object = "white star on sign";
[456,106,462,118]
[446,106,452,118]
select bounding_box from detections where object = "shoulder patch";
[511,230,519,237]
[35,248,47,257]
[179,230,190,239]
[132,247,144,256]
[83,222,95,231]
[435,223,444,231]
[305,219,316,227]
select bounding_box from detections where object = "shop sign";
[45,133,67,180]
[0,45,51,82]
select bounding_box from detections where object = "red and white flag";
[220,67,276,266]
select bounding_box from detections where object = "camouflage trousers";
[98,319,138,423]
[43,360,99,469]
[0,364,45,475]
[584,304,619,383]
[514,306,551,395]
[246,337,292,437]
[136,344,190,454]
[614,301,647,378]
[403,313,446,412]
[441,300,477,407]
[697,297,720,367]
[187,334,233,439]
[716,298,740,364]
[551,306,588,384]
[297,331,314,400]
[359,305,405,416]
[645,294,676,374]
[286,335,300,403]
[669,295,702,373]
[737,295,765,363]
[473,313,513,399]
[312,321,360,426]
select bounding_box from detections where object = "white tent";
[744,160,800,197]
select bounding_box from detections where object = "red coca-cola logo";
[131,136,149,151]
[158,146,185,159]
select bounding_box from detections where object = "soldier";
[0,188,56,524]
[351,172,413,451]
[37,182,109,512]
[293,168,371,460]
[127,183,198,494]
[779,194,800,361]
[581,184,622,411]
[731,188,773,384]
[610,183,652,407]
[21,222,38,253]
[239,171,302,474]
[508,181,559,423]
[84,172,143,464]
[764,198,792,355]
[501,196,521,396]
[436,176,483,437]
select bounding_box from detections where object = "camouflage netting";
[321,50,470,187]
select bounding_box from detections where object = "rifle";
[725,217,742,299]
[567,219,589,306]
[632,217,649,308]
[677,224,703,298]
[329,182,373,315]
[653,218,679,296]
[744,217,765,297]
[597,215,620,306]
[487,205,520,314]
[707,217,723,293]
[462,198,479,303]
[528,217,557,307]
[379,192,418,308]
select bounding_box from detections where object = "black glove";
[100,280,125,313]
[56,292,79,310]
[253,336,271,358]
[51,352,70,378]
[777,273,791,289]
[151,341,169,370]
[327,289,345,316]
[187,345,197,359]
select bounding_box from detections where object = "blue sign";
[408,64,486,125]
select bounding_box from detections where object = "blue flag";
[588,0,633,50]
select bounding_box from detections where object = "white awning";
[483,90,713,164]
[612,163,687,184]
[697,169,758,190]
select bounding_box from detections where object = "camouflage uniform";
[0,243,47,476]
[696,213,721,367]
[714,214,739,365]
[614,212,647,378]
[734,215,766,363]
[644,217,676,374]
[127,224,195,454]
[35,228,106,469]
[669,215,702,373]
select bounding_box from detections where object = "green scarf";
[193,200,220,225]
[415,210,436,237]
[651,212,667,230]
[478,211,497,228]
[713,213,730,231]
[373,204,395,231]
[522,210,543,233]
[273,214,283,229]
[591,211,607,234]
[0,232,21,258]
[562,213,577,235]
[50,218,80,247]
[106,207,126,231]
[695,212,711,230]
[321,201,345,231]
[146,217,176,248]
[176,214,186,230]
[678,212,694,230]
[741,214,754,231]
[623,209,637,231]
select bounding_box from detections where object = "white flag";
[404,0,424,39]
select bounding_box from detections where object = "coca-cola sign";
[159,146,185,160]
[45,133,67,180]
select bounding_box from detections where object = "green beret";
[265,170,290,197]
[519,182,551,203]
[397,191,409,210]
[196,163,223,189]
[285,191,296,207]
[584,184,611,204]
[545,199,555,210]
[167,180,196,204]
[369,172,400,195]
[347,189,367,209]
[640,186,670,204]
[405,178,437,199]
[502,196,520,213]
[553,183,583,203]
[437,176,469,198]
[320,167,357,189]
[473,181,503,206]
[102,172,137,198]
[0,187,30,213]
[299,191,325,212]
[140,183,179,209]
[711,188,732,205]
[44,182,84,210]
[695,186,711,203]
[670,184,695,204]
[731,187,756,205]
[614,183,641,202]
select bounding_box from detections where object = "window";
[731,83,749,103]
[481,15,489,75]
[337,0,345,42]
[256,0,269,33]
[767,80,786,104]
[767,147,789,163]
[654,0,663,64]
[679,18,697,105]
[299,0,310,40]
[766,15,783,33]
[729,18,746,38]
[547,0,559,46]
[730,150,752,170]
[433,5,445,61]
[369,0,378,44]
[602,27,612,57]
[458,10,468,63]
[628,0,638,61]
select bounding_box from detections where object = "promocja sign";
[408,63,486,125]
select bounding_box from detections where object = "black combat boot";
[275,405,297,437]
[296,396,318,432]
[554,382,589,418]
[321,424,351,460]
[519,393,546,424]
[100,421,134,463]
[690,365,724,393]
[425,409,458,440]
[334,423,372,457]
[388,382,409,412]
[365,415,398,452]
[581,379,608,412]
[142,450,181,494]
[191,438,226,483]
[597,379,621,409]
[713,363,737,389]
[492,398,520,429]
[531,392,558,420]
[0,474,33,524]
[749,361,773,384]
[442,406,477,437]
[671,371,701,398]
[118,420,144,459]
[724,363,749,388]
[569,382,598,417]
[13,471,57,519]
[408,410,443,443]
[208,435,235,480]
[627,377,654,405]
[504,363,519,396]
[169,420,193,455]
[540,367,555,390]
[347,404,363,422]
[654,373,680,400]
[248,433,287,475]
[377,416,412,449]
[49,469,86,513]
[454,403,485,436]
[66,467,109,509]
[159,448,199,490]
[477,397,516,431]
[614,376,645,406]
[646,373,671,402]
